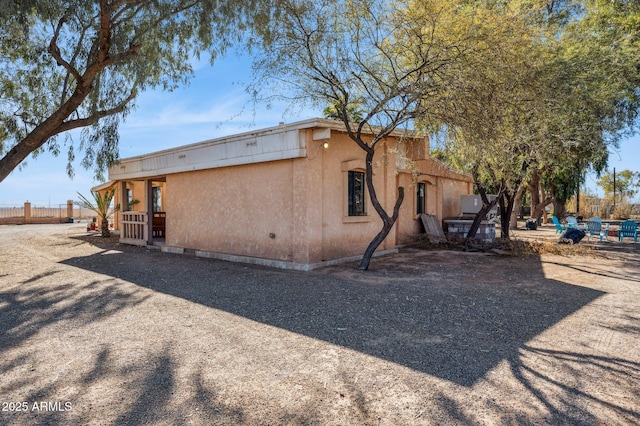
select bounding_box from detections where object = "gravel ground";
[0,223,639,425]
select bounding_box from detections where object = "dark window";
[348,171,366,216]
[416,182,425,215]
[152,186,162,212]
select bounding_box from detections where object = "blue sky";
[586,137,639,199]
[0,52,638,206]
[0,53,319,207]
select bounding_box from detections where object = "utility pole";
[613,167,616,213]
[575,163,581,218]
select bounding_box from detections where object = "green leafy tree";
[76,189,119,237]
[0,0,274,182]
[250,0,495,269]
[424,1,546,240]
[530,4,635,221]
[597,169,640,201]
[529,0,640,221]
[435,0,640,235]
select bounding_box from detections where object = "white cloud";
[124,95,246,130]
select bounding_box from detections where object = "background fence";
[0,206,25,219]
[0,201,97,224]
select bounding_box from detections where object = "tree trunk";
[466,186,500,242]
[358,149,404,271]
[0,4,125,183]
[540,180,549,223]
[529,172,542,223]
[0,83,93,183]
[101,218,111,238]
[500,190,517,240]
[529,173,555,224]
[0,116,72,183]
[358,211,399,270]
[532,197,554,221]
[509,185,525,230]
[553,198,567,219]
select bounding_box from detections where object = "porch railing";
[120,211,148,246]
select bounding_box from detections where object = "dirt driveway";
[0,224,639,425]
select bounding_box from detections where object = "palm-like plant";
[76,189,120,238]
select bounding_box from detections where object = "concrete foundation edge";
[160,246,398,271]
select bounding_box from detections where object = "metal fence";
[31,207,65,218]
[0,204,97,221]
[76,207,99,220]
[0,206,25,218]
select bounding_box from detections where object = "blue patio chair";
[551,216,566,234]
[588,217,608,241]
[618,220,638,244]
[585,220,606,242]
[566,216,580,229]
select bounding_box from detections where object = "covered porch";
[112,177,166,247]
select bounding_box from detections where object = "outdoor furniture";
[152,212,166,238]
[551,216,566,234]
[618,220,638,244]
[587,217,608,241]
[585,220,607,242]
[566,216,580,229]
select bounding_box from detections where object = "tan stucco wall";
[394,157,474,245]
[413,158,474,219]
[164,133,402,264]
[440,178,470,218]
[395,174,423,244]
[166,160,297,261]
[313,131,474,260]
[165,130,438,264]
[110,125,473,267]
[128,181,146,212]
[316,132,413,261]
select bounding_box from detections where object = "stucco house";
[96,118,472,270]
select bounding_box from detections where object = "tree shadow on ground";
[0,268,153,424]
[0,344,247,426]
[507,345,640,424]
[543,260,640,283]
[61,241,606,388]
[0,275,149,352]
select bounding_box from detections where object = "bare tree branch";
[51,90,137,136]
[48,15,83,83]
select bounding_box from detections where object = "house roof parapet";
[108,118,428,181]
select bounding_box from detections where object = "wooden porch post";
[118,181,127,230]
[145,179,153,245]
